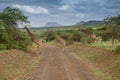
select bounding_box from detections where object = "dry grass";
[0,49,42,80]
[67,43,120,80]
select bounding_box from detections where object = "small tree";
[0,7,31,50]
[104,15,120,34]
[0,6,28,34]
[104,15,120,49]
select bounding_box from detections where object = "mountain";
[75,20,104,26]
[75,21,85,25]
[44,22,62,27]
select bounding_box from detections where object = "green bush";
[115,46,120,53]
[0,30,10,43]
[71,32,82,42]
[0,44,7,49]
[0,30,31,50]
[101,32,112,41]
[60,33,71,40]
[18,33,31,50]
[0,7,31,50]
[39,31,55,42]
[60,33,73,45]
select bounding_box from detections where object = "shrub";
[101,32,112,41]
[115,46,120,53]
[60,33,73,45]
[39,31,55,42]
[0,44,7,49]
[0,7,31,50]
[71,32,82,42]
[60,33,71,40]
[0,30,31,50]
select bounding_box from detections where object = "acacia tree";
[0,7,29,39]
[0,6,29,32]
[0,7,31,49]
[103,15,120,47]
[104,15,120,34]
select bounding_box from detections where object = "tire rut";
[22,45,99,80]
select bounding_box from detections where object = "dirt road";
[22,45,98,80]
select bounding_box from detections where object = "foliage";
[99,15,120,41]
[0,7,28,27]
[0,30,31,50]
[101,32,112,41]
[0,7,31,50]
[60,33,73,45]
[60,33,70,40]
[115,46,120,53]
[71,32,82,42]
[39,31,55,42]
[104,15,120,34]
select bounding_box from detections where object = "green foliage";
[0,7,28,28]
[99,15,120,42]
[71,32,82,42]
[101,32,112,41]
[96,27,106,31]
[57,30,82,44]
[0,7,31,50]
[0,44,7,49]
[0,30,31,50]
[60,33,73,45]
[115,46,120,53]
[6,32,31,50]
[39,31,55,42]
[105,15,120,34]
[60,33,70,40]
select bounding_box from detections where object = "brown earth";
[67,43,120,80]
[1,43,118,80]
[18,44,99,80]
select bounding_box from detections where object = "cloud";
[59,5,71,11]
[76,13,84,18]
[12,4,49,14]
[0,0,119,27]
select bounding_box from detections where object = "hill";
[75,20,104,26]
[44,22,62,27]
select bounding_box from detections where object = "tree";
[0,6,29,39]
[104,15,120,46]
[104,15,120,34]
[0,6,31,50]
[0,6,29,31]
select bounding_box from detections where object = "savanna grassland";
[0,7,120,80]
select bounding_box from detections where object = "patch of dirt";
[19,44,99,80]
[0,49,42,80]
[67,43,120,80]
[1,43,115,80]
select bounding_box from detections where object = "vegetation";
[0,7,31,50]
[39,31,55,42]
[0,6,120,80]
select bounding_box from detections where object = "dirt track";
[22,45,98,80]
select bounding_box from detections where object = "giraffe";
[23,26,44,49]
[80,28,97,43]
[51,31,66,46]
[111,32,120,47]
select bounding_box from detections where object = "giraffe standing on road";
[23,26,44,49]
[51,31,66,46]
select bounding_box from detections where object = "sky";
[0,0,120,27]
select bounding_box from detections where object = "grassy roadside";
[0,49,43,80]
[0,50,8,54]
[67,43,120,80]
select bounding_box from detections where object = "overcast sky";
[0,0,120,27]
